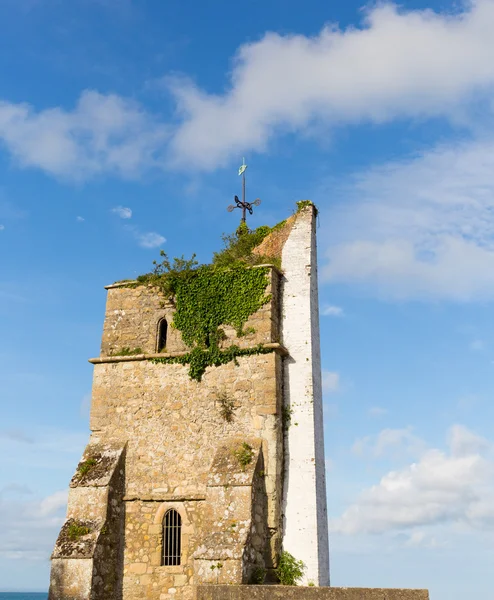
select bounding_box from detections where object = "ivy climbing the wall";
[132,222,285,381]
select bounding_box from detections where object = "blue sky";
[1,0,494,597]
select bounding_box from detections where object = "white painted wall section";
[281,205,330,586]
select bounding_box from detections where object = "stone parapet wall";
[197,586,430,600]
[101,267,280,357]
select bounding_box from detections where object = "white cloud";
[404,530,447,548]
[321,304,344,317]
[334,425,494,534]
[111,205,132,219]
[167,0,494,169]
[2,3,494,177]
[352,427,426,459]
[38,489,68,517]
[137,231,166,249]
[322,370,340,393]
[0,224,4,230]
[0,489,68,561]
[321,134,494,301]
[76,216,85,222]
[0,90,168,180]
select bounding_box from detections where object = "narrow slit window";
[162,509,181,566]
[157,318,168,352]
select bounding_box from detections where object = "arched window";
[157,318,168,352]
[162,509,182,566]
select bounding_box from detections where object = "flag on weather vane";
[227,158,261,224]
[238,158,247,176]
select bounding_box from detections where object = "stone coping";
[123,494,206,502]
[88,343,288,364]
[104,263,283,290]
[196,586,430,600]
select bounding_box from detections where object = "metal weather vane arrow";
[227,158,261,224]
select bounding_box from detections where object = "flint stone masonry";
[197,587,430,600]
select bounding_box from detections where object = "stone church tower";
[48,203,330,600]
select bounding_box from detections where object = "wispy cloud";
[368,406,388,417]
[2,3,494,177]
[322,370,340,393]
[136,231,166,249]
[321,304,344,317]
[0,489,68,561]
[0,224,4,231]
[335,425,494,535]
[352,426,426,459]
[322,134,494,301]
[470,339,485,351]
[111,206,132,219]
[76,216,85,222]
[0,90,168,180]
[0,429,34,444]
[167,0,494,169]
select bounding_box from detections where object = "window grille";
[163,509,181,566]
[157,318,168,352]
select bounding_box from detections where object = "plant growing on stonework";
[282,405,293,430]
[212,222,278,268]
[67,522,91,541]
[77,457,97,476]
[234,442,254,470]
[111,347,143,357]
[210,562,223,584]
[136,251,200,302]
[250,566,267,584]
[128,214,293,380]
[216,391,237,423]
[275,551,305,586]
[296,199,318,215]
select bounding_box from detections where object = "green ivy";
[128,219,290,380]
[151,343,274,382]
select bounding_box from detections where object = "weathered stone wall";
[90,352,282,500]
[87,352,283,600]
[193,438,270,587]
[122,499,199,600]
[101,267,280,356]
[81,265,285,600]
[49,443,126,600]
[197,586,430,600]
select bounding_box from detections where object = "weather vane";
[227,157,261,223]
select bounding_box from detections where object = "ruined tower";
[48,203,330,600]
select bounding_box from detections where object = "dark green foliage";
[129,218,291,380]
[152,344,274,382]
[275,551,305,585]
[136,252,200,301]
[67,522,91,541]
[296,200,318,215]
[250,566,267,584]
[212,222,275,268]
[77,458,97,476]
[217,391,237,423]
[234,442,254,470]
